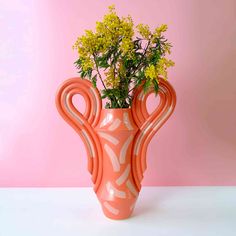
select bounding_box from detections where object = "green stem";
[132,38,151,75]
[93,53,119,108]
[93,54,107,90]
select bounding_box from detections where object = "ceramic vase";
[56,77,176,219]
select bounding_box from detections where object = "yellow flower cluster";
[104,68,120,88]
[136,24,151,39]
[108,4,115,11]
[73,30,98,70]
[80,58,94,71]
[144,65,157,80]
[163,43,172,54]
[154,24,168,37]
[73,5,135,71]
[73,4,175,100]
[96,7,134,53]
[136,23,168,40]
[156,58,175,80]
[144,58,175,81]
[117,59,126,77]
[120,38,134,57]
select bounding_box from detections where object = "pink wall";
[0,0,236,187]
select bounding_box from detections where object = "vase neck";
[95,108,138,132]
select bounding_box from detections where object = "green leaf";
[74,58,82,65]
[92,74,97,87]
[96,56,110,68]
[87,68,93,79]
[81,70,86,78]
[143,79,151,93]
[152,79,159,96]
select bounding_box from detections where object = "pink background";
[0,0,236,187]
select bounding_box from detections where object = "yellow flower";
[144,65,157,80]
[117,60,126,77]
[163,43,172,54]
[80,57,94,71]
[94,6,134,52]
[73,29,100,57]
[108,4,115,12]
[121,38,134,56]
[104,68,120,88]
[154,24,168,37]
[73,5,135,62]
[145,58,175,81]
[155,58,175,80]
[120,15,134,38]
[136,24,151,39]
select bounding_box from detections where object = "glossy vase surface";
[95,108,139,219]
[56,77,176,219]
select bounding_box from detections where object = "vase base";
[102,207,134,220]
[99,197,137,220]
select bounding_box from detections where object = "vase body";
[95,108,139,219]
[56,77,176,219]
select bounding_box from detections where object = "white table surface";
[0,187,236,236]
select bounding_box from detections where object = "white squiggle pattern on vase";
[108,118,121,131]
[119,135,134,164]
[101,118,139,216]
[126,180,138,197]
[98,131,119,145]
[104,144,120,172]
[106,181,126,199]
[103,201,119,215]
[100,113,113,128]
[123,112,133,130]
[116,164,130,186]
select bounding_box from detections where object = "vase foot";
[102,206,134,220]
[100,200,136,220]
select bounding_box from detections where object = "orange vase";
[56,77,176,220]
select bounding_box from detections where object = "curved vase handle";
[56,77,102,191]
[131,78,176,190]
